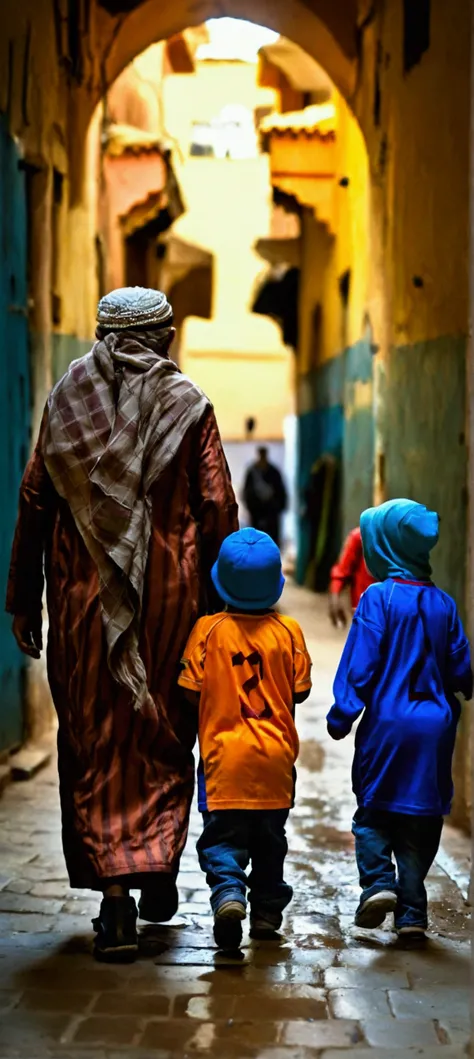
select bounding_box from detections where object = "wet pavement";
[0,584,471,1057]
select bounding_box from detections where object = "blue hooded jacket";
[327,499,472,815]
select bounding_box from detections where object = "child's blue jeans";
[197,809,293,927]
[352,807,443,929]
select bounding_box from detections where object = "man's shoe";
[354,890,397,929]
[93,896,138,962]
[396,925,427,943]
[249,913,281,940]
[213,900,246,950]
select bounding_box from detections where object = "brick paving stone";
[152,946,249,966]
[173,994,236,1019]
[329,988,392,1020]
[30,882,75,898]
[17,989,95,1012]
[0,892,63,915]
[436,1018,471,1047]
[48,913,96,934]
[281,1019,361,1048]
[320,1050,468,1059]
[177,872,210,889]
[139,927,216,948]
[178,901,213,915]
[324,967,410,990]
[61,898,99,916]
[186,890,210,904]
[126,971,211,995]
[18,965,124,992]
[257,1050,324,1059]
[72,1016,142,1045]
[389,986,469,1021]
[14,864,70,883]
[0,990,20,1013]
[233,994,328,1021]
[0,912,54,933]
[5,879,32,895]
[0,1010,72,1049]
[362,1018,443,1047]
[92,992,171,1017]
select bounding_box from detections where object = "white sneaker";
[355,890,398,928]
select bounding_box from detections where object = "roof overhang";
[258,38,333,101]
[254,237,301,269]
[119,157,185,238]
[160,235,214,324]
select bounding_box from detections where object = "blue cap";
[212,528,285,610]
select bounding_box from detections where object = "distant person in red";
[329,527,375,627]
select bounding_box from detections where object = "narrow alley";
[0,587,469,1059]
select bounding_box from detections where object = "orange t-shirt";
[178,611,312,811]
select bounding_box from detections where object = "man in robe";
[6,286,238,961]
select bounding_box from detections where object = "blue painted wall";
[296,337,374,584]
[342,336,375,537]
[0,117,30,750]
[383,334,467,615]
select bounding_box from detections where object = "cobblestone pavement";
[0,586,471,1058]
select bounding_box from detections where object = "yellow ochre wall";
[297,90,370,380]
[163,59,293,441]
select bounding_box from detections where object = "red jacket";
[329,528,375,610]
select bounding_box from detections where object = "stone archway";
[100,0,358,103]
[68,0,360,195]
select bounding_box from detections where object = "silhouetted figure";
[244,447,287,549]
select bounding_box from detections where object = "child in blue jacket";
[327,499,472,939]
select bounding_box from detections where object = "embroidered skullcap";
[96,287,173,330]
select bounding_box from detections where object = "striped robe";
[6,408,238,889]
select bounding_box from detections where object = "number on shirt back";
[232,651,273,720]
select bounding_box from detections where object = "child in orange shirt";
[178,528,312,950]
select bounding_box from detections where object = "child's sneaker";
[250,913,281,940]
[354,890,397,928]
[213,900,246,950]
[396,925,426,943]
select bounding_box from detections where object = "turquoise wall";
[383,334,467,615]
[0,116,30,750]
[342,336,375,537]
[296,336,374,584]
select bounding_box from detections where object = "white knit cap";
[96,287,173,330]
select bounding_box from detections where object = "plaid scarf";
[43,329,209,715]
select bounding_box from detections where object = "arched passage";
[78,12,375,589]
[68,0,359,186]
[100,0,357,102]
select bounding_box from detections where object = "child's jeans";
[197,809,293,927]
[352,807,443,929]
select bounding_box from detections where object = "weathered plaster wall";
[352,0,471,829]
[294,92,372,582]
[0,0,471,825]
[164,58,293,441]
[296,335,374,582]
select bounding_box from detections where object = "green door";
[0,116,30,751]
